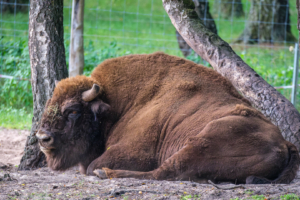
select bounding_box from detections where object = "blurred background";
[0,0,298,130]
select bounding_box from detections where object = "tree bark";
[176,0,217,57]
[69,0,84,77]
[162,0,300,149]
[214,0,244,19]
[18,0,68,170]
[237,0,296,44]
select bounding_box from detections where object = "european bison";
[36,52,299,184]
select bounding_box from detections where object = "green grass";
[0,0,300,130]
[0,106,32,130]
[281,193,300,200]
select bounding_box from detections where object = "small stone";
[192,183,197,187]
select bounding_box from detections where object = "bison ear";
[91,100,111,121]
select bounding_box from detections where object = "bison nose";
[36,130,54,145]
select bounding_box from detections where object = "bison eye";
[68,110,81,120]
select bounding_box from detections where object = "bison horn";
[82,84,102,101]
[55,80,59,86]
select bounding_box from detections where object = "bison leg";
[86,144,157,175]
[92,142,208,182]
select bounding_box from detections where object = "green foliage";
[0,105,32,130]
[83,41,131,76]
[251,195,266,200]
[181,194,200,200]
[0,37,32,109]
[281,193,300,200]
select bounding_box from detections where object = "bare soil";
[1,128,300,200]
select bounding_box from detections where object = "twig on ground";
[208,180,246,190]
[109,188,164,197]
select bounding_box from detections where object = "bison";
[36,52,299,184]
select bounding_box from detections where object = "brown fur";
[37,52,299,184]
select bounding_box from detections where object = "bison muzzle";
[36,52,300,184]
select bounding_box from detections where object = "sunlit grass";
[0,106,32,130]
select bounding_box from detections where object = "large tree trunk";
[18,0,68,170]
[162,0,300,149]
[176,0,217,57]
[237,0,296,44]
[215,0,244,19]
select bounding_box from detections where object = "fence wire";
[0,0,299,107]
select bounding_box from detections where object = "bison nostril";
[42,136,52,143]
[36,131,54,144]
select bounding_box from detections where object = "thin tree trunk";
[237,0,296,44]
[162,0,300,149]
[176,0,217,57]
[18,0,68,170]
[214,0,244,19]
[69,0,84,77]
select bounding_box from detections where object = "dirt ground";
[1,128,300,200]
[0,128,29,165]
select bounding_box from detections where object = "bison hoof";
[93,169,108,179]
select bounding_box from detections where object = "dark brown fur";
[37,52,300,184]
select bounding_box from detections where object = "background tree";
[18,0,68,170]
[176,0,217,57]
[237,0,295,43]
[214,0,244,19]
[163,0,300,149]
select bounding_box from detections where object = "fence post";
[292,43,299,105]
[69,0,84,77]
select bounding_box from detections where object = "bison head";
[36,76,110,173]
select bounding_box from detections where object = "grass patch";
[281,193,300,200]
[0,106,32,130]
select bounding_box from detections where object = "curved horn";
[82,84,102,101]
[55,80,60,87]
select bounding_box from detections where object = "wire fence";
[0,0,299,108]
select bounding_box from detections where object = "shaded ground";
[1,128,300,200]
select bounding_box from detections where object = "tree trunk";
[176,0,217,57]
[237,0,296,44]
[69,0,84,77]
[215,0,244,19]
[162,0,300,149]
[18,0,68,170]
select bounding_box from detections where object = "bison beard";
[36,53,300,184]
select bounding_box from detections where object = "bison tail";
[246,142,300,184]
